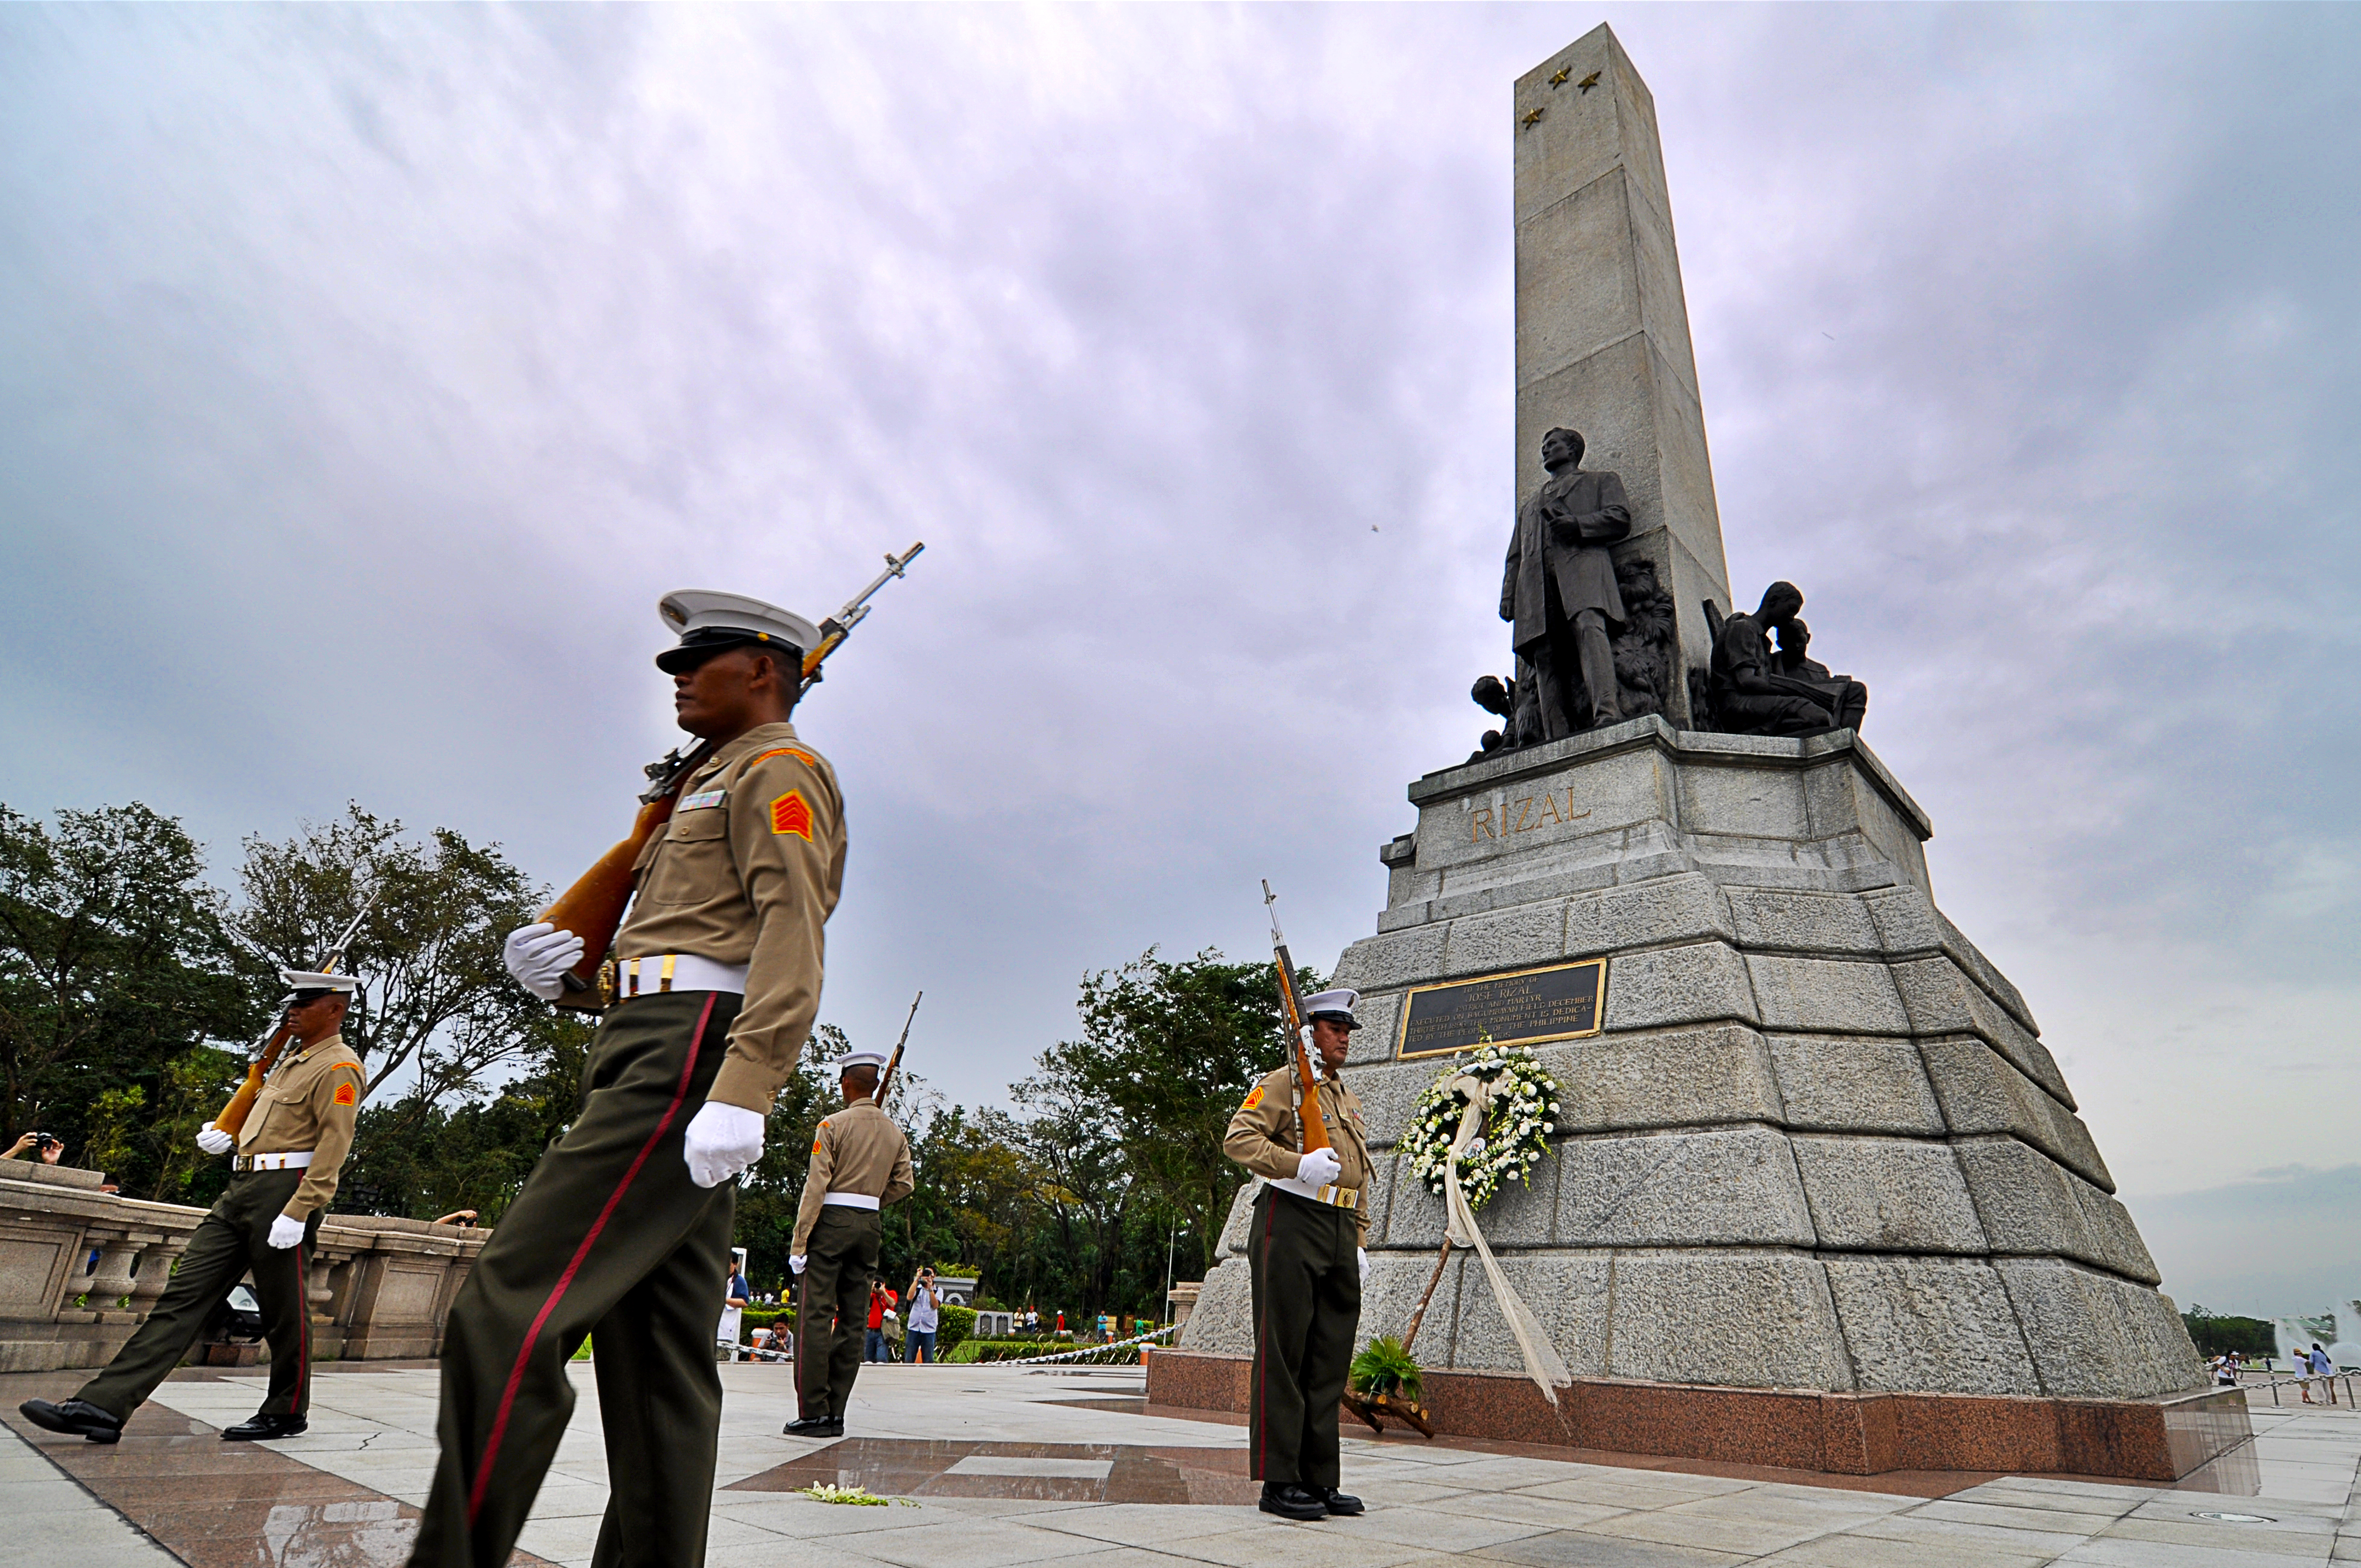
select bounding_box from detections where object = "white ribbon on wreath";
[1438,1069,1572,1406]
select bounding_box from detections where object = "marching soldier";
[20,971,367,1444]
[1225,987,1374,1522]
[784,1050,913,1435]
[409,590,848,1568]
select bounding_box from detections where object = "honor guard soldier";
[784,1051,913,1436]
[409,590,848,1568]
[1225,987,1374,1522]
[20,971,366,1445]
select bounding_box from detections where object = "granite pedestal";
[1155,717,2240,1480]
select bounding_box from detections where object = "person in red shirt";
[863,1278,898,1363]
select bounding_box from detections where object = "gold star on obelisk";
[1548,67,1571,88]
[1576,70,1601,94]
[1520,106,1545,129]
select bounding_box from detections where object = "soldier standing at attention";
[1225,987,1373,1522]
[20,972,367,1444]
[408,590,847,1568]
[784,1051,913,1436]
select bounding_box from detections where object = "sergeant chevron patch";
[770,790,814,840]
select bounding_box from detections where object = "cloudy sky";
[3,5,2354,1316]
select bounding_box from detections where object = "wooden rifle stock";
[1261,880,1331,1156]
[211,1020,297,1139]
[539,785,698,1003]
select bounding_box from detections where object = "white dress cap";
[837,1052,889,1071]
[655,590,824,673]
[1303,988,1361,1029]
[279,970,362,995]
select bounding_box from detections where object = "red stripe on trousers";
[295,1242,309,1412]
[465,992,716,1526]
[1254,1195,1272,1478]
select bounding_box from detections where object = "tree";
[0,803,260,1200]
[1037,946,1316,1282]
[232,805,545,1127]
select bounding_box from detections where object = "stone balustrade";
[0,1161,485,1374]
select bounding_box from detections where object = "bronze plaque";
[1394,959,1607,1059]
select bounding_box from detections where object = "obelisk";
[1156,28,2242,1483]
[1514,24,1731,726]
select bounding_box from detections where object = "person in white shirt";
[904,1268,942,1364]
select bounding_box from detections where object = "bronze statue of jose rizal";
[1500,427,1630,742]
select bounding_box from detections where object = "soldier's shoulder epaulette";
[741,742,828,775]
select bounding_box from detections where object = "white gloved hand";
[267,1214,307,1250]
[197,1123,234,1156]
[682,1102,766,1188]
[1296,1147,1342,1188]
[502,922,585,1002]
[1359,1247,1370,1287]
[790,1255,807,1275]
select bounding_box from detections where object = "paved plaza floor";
[3,1360,2358,1567]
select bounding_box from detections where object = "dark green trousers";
[79,1168,319,1423]
[409,989,738,1568]
[1247,1186,1360,1488]
[794,1204,880,1419]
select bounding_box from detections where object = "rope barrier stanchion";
[991,1324,1180,1366]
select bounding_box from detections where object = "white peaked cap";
[839,1052,889,1070]
[1303,988,1361,1027]
[280,970,361,994]
[655,590,823,672]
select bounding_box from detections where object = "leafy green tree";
[231,804,543,1119]
[1037,946,1316,1282]
[0,803,261,1199]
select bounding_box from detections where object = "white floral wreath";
[1400,1038,1560,1212]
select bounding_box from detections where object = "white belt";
[235,1151,314,1172]
[822,1192,880,1210]
[616,954,749,999]
[1270,1177,1361,1210]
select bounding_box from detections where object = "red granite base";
[1144,1351,2251,1483]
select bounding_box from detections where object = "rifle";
[873,990,923,1107]
[211,892,379,1139]
[1260,879,1330,1156]
[541,543,926,1001]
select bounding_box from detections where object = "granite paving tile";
[1159,1522,1451,1567]
[1843,1510,2099,1554]
[849,1517,1137,1567]
[1913,1495,2141,1533]
[1020,1500,1267,1544]
[1466,1530,1749,1566]
[2048,1536,2328,1566]
[1316,1504,1557,1551]
[1428,1491,1641,1529]
[1749,1534,2054,1568]
[2106,1515,2339,1551]
[1574,1506,1835,1555]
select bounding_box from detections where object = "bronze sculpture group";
[1473,428,1867,759]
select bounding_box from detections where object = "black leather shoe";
[782,1415,842,1438]
[1258,1482,1327,1521]
[19,1398,122,1444]
[1319,1488,1365,1516]
[221,1413,307,1441]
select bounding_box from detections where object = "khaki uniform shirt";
[616,721,848,1115]
[236,1033,366,1220]
[1225,1064,1374,1244]
[790,1099,914,1255]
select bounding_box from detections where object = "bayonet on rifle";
[873,990,923,1107]
[1261,879,1331,1156]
